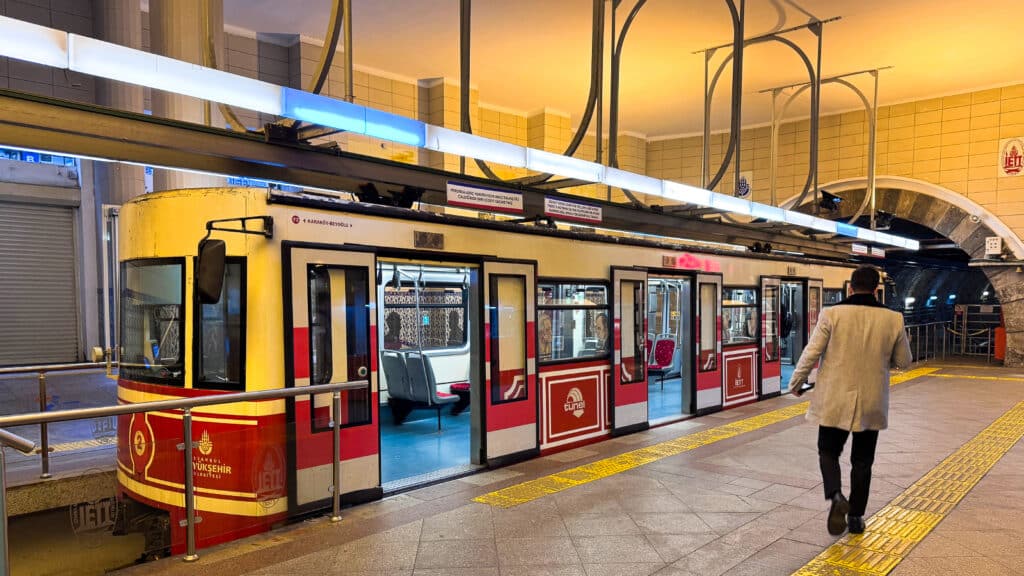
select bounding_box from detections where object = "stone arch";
[781,176,1024,365]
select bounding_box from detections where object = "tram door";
[611,268,648,434]
[807,279,823,384]
[780,280,805,391]
[694,274,723,413]
[284,245,378,512]
[482,260,538,463]
[760,277,782,397]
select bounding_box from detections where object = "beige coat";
[789,298,913,431]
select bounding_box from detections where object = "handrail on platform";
[0,380,366,569]
[0,360,119,481]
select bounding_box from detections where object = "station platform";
[102,361,1023,576]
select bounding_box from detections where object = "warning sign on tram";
[446,181,524,214]
[544,196,603,224]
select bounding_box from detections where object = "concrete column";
[92,0,145,204]
[149,0,226,190]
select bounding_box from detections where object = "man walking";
[790,266,912,536]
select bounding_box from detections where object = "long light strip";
[0,15,920,251]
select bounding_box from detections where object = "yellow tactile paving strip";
[931,373,1024,382]
[793,399,1024,576]
[473,367,939,509]
[40,436,116,454]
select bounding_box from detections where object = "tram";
[115,186,860,554]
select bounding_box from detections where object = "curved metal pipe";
[776,77,875,224]
[608,0,647,168]
[710,34,816,206]
[307,0,345,95]
[465,0,605,184]
[702,0,743,192]
[202,0,245,132]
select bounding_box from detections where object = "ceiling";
[223,0,1017,137]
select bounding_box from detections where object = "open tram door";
[759,276,782,397]
[283,244,380,514]
[481,259,539,465]
[694,273,723,414]
[611,267,648,435]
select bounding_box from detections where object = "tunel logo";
[1001,138,1024,177]
[291,215,301,224]
[564,387,586,418]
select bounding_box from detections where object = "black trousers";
[818,425,879,517]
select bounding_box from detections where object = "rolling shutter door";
[0,201,79,365]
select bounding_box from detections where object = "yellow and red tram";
[116,186,857,554]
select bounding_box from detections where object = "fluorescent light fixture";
[983,291,990,297]
[905,238,920,251]
[835,222,860,237]
[69,35,282,115]
[365,108,425,147]
[424,126,526,167]
[282,87,365,132]
[948,294,957,299]
[749,203,786,222]
[526,148,604,182]
[604,167,662,195]
[662,180,712,206]
[929,295,938,300]
[856,228,878,242]
[710,192,752,216]
[0,16,68,68]
[905,297,915,305]
[783,210,815,227]
[808,217,838,234]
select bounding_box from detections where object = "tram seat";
[648,335,677,389]
[382,351,415,424]
[406,352,459,431]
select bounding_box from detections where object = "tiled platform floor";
[115,361,1024,576]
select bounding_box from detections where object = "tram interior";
[377,262,478,488]
[780,281,805,390]
[647,277,694,421]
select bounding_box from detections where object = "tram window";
[383,286,467,351]
[698,283,718,372]
[620,280,645,384]
[763,285,780,362]
[120,259,185,385]
[491,275,528,403]
[196,259,245,390]
[308,265,371,430]
[723,287,758,346]
[823,288,844,307]
[537,283,609,363]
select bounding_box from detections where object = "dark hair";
[850,266,880,293]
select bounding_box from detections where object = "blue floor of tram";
[379,404,471,485]
[781,363,795,391]
[648,377,686,421]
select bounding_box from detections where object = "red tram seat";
[648,336,677,389]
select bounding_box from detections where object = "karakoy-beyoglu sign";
[999,137,1024,177]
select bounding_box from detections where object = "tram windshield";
[120,260,185,384]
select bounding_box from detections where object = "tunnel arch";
[781,176,1024,366]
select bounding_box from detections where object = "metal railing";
[0,360,118,479]
[905,321,950,364]
[0,380,366,572]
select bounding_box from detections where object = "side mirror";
[197,239,226,304]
